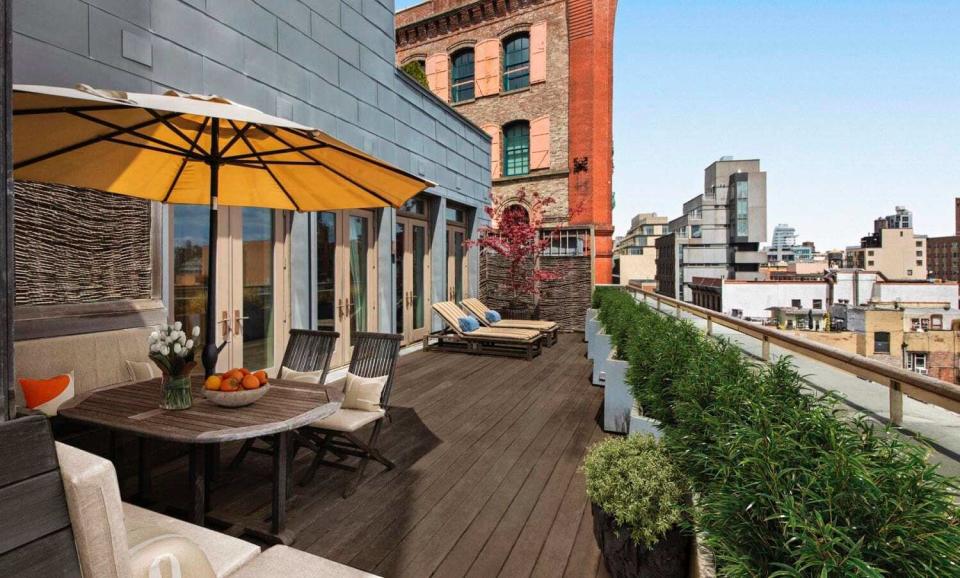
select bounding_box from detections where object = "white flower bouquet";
[149,322,201,410]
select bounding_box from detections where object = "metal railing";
[626,283,960,426]
[540,228,591,257]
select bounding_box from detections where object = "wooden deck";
[142,333,608,577]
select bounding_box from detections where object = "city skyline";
[396,0,960,249]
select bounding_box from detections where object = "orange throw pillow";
[19,372,75,416]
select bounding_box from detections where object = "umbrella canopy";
[12,84,432,376]
[13,84,430,210]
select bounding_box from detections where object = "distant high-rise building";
[614,213,670,286]
[846,206,927,280]
[927,198,960,281]
[655,158,767,301]
[767,223,816,263]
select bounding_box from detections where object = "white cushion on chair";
[342,372,388,412]
[310,408,386,432]
[280,366,325,384]
[229,545,379,577]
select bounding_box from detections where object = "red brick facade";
[396,0,617,283]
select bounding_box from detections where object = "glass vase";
[160,374,193,410]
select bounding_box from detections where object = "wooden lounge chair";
[230,329,339,470]
[425,301,544,360]
[299,332,403,498]
[461,297,559,346]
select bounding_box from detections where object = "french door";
[171,206,286,374]
[446,226,468,303]
[395,216,430,345]
[316,210,378,367]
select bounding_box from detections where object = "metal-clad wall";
[10,0,492,334]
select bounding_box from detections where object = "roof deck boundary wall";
[11,0,491,209]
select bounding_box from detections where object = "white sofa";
[56,441,376,578]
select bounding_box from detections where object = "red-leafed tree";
[468,188,562,309]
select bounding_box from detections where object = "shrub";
[401,60,429,89]
[583,435,687,548]
[594,293,960,575]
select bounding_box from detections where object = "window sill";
[493,168,569,185]
[451,98,476,107]
[500,86,531,97]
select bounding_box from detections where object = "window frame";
[450,48,475,103]
[502,120,531,177]
[874,331,891,354]
[502,33,530,92]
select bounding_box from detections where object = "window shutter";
[529,115,550,170]
[482,124,501,178]
[530,21,547,84]
[425,53,449,101]
[475,39,500,97]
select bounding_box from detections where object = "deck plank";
[139,334,604,577]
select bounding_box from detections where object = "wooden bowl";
[203,384,270,407]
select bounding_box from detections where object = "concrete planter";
[585,308,599,345]
[592,331,612,386]
[629,403,663,440]
[603,352,632,433]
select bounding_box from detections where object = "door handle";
[220,310,232,340]
[234,309,249,335]
[338,298,345,320]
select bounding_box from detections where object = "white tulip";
[192,326,201,338]
[173,343,182,354]
[149,331,159,343]
[160,323,168,332]
[160,346,170,356]
[149,342,161,352]
[173,321,182,331]
[178,333,187,345]
[185,339,194,349]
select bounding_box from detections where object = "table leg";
[138,437,152,504]
[204,444,219,512]
[188,444,206,526]
[272,432,288,535]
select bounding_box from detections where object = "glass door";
[172,205,211,365]
[396,216,430,344]
[341,210,377,356]
[447,226,468,303]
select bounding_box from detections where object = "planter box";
[584,308,598,345]
[592,502,691,578]
[592,331,612,386]
[603,352,632,433]
[629,403,663,440]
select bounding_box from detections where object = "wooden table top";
[59,375,343,444]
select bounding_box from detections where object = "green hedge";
[592,288,960,576]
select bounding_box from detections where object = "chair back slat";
[433,302,468,334]
[348,332,403,406]
[277,330,340,382]
[0,416,81,576]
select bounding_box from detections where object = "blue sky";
[395,1,960,249]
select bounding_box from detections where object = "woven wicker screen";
[480,253,592,331]
[14,181,154,306]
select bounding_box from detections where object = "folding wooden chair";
[229,329,339,469]
[298,332,402,498]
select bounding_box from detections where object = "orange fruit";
[241,374,261,390]
[239,368,251,376]
[220,377,240,392]
[204,375,222,391]
[225,369,244,382]
[254,370,268,385]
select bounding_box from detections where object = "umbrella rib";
[163,116,211,203]
[14,112,178,170]
[218,122,253,157]
[103,136,206,160]
[13,104,133,116]
[69,110,197,158]
[281,126,424,180]
[229,120,302,212]
[264,129,396,207]
[145,109,210,157]
[222,142,328,162]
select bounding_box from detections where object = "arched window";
[503,121,530,177]
[450,49,475,103]
[502,204,530,224]
[502,33,530,91]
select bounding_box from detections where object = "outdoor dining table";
[58,375,343,544]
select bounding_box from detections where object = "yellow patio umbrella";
[13,84,431,375]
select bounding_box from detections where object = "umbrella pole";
[202,119,220,377]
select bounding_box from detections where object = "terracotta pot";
[592,502,690,578]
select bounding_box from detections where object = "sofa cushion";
[228,545,379,578]
[126,360,161,382]
[123,503,260,578]
[55,441,131,578]
[14,326,158,407]
[127,525,217,578]
[20,371,74,416]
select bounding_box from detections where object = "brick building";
[927,198,960,282]
[395,0,617,283]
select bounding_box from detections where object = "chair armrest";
[127,526,217,578]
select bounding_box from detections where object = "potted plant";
[584,435,690,578]
[468,189,561,320]
[148,322,201,410]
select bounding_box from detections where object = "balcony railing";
[627,283,960,434]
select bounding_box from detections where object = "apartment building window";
[503,121,530,176]
[917,241,924,247]
[906,352,928,375]
[868,260,875,267]
[503,34,530,91]
[791,299,802,308]
[916,260,923,266]
[732,309,743,318]
[907,269,913,276]
[735,179,749,236]
[932,314,943,330]
[691,225,702,239]
[916,250,923,257]
[813,299,823,309]
[450,49,475,103]
[867,250,875,256]
[874,331,890,354]
[911,318,930,331]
